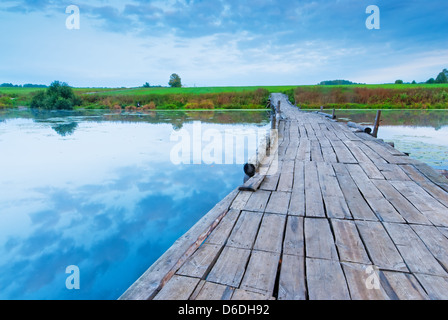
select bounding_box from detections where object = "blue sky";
[0,0,447,87]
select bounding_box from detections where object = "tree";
[143,82,150,88]
[435,71,448,84]
[31,81,81,110]
[426,78,436,84]
[169,74,182,88]
[395,80,404,84]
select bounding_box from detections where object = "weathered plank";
[240,250,280,296]
[304,161,325,217]
[414,274,448,300]
[306,258,351,300]
[381,271,429,300]
[410,224,448,272]
[296,138,310,161]
[331,219,370,264]
[206,246,251,287]
[375,163,411,181]
[305,218,339,261]
[329,140,358,164]
[278,254,307,300]
[177,244,222,279]
[277,160,295,192]
[227,211,263,249]
[289,161,305,216]
[384,222,447,277]
[390,180,448,227]
[316,162,351,219]
[347,164,405,223]
[372,179,431,225]
[205,209,241,246]
[244,190,271,212]
[283,216,305,257]
[265,191,291,215]
[253,214,287,253]
[231,289,273,300]
[333,164,378,221]
[344,140,384,180]
[355,221,408,272]
[153,275,200,300]
[191,281,234,300]
[341,263,390,300]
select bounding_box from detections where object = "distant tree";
[395,80,404,84]
[143,82,150,88]
[319,80,357,85]
[169,74,182,88]
[426,78,436,84]
[31,81,81,110]
[411,80,417,84]
[435,72,448,84]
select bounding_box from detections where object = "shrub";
[30,81,81,110]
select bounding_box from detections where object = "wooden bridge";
[120,93,448,300]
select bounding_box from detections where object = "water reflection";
[0,109,269,300]
[329,109,448,170]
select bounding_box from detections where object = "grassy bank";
[283,84,448,109]
[1,84,448,110]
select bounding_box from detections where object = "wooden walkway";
[120,93,448,300]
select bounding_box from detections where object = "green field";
[1,83,448,110]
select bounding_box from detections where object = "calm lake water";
[0,109,270,300]
[333,109,448,170]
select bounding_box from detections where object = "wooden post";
[320,106,324,112]
[277,101,281,114]
[332,109,336,120]
[372,110,382,138]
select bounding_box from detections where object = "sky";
[0,0,447,87]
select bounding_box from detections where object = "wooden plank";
[384,222,447,277]
[347,164,405,223]
[329,140,358,164]
[375,163,411,181]
[231,289,273,300]
[240,250,280,296]
[400,164,428,182]
[316,162,351,219]
[278,254,307,300]
[177,244,222,279]
[306,258,351,300]
[390,180,448,227]
[259,174,280,191]
[230,191,252,210]
[277,160,294,192]
[153,275,200,300]
[296,138,310,161]
[363,140,410,164]
[206,246,251,287]
[355,221,408,272]
[283,216,305,256]
[265,191,291,215]
[254,214,287,253]
[205,209,241,246]
[244,190,271,212]
[341,263,390,300]
[305,218,339,261]
[333,164,378,221]
[304,161,325,217]
[411,224,448,272]
[331,219,370,264]
[417,180,448,209]
[227,211,263,249]
[344,140,384,179]
[289,161,305,216]
[352,140,387,165]
[372,179,431,225]
[310,140,324,162]
[381,271,429,300]
[414,274,448,300]
[191,281,234,300]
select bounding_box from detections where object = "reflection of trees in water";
[52,122,78,137]
[335,110,448,130]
